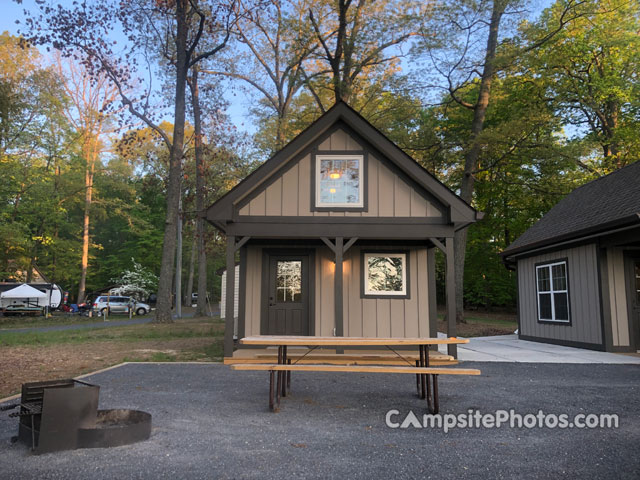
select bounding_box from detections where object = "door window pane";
[276,261,302,303]
[317,155,363,207]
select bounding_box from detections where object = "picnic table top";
[239,335,469,346]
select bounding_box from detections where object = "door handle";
[269,296,275,306]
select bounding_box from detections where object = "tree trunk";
[185,225,196,306]
[154,0,189,323]
[77,137,96,304]
[189,68,209,317]
[453,0,504,323]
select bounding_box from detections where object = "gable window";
[315,154,363,208]
[362,252,408,298]
[536,260,570,323]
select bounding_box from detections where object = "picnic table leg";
[287,359,291,391]
[276,346,283,406]
[415,360,420,396]
[419,346,426,399]
[432,374,439,414]
[269,370,277,412]
[281,346,288,397]
[425,346,432,408]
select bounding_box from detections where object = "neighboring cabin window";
[536,261,570,323]
[363,252,408,298]
[316,154,363,208]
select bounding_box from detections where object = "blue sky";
[1,0,553,139]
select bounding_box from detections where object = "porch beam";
[343,236,358,253]
[429,237,446,253]
[234,235,251,252]
[320,236,337,253]
[224,234,236,358]
[445,237,457,358]
[335,237,344,353]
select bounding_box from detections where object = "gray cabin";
[502,161,640,352]
[207,102,480,358]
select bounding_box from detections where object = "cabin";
[206,102,481,359]
[501,161,640,352]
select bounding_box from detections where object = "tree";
[207,0,319,150]
[306,0,423,105]
[416,0,589,321]
[111,258,159,301]
[0,33,75,283]
[23,0,237,322]
[519,0,640,170]
[52,55,119,303]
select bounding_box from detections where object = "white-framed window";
[363,252,407,297]
[535,260,570,323]
[315,154,363,208]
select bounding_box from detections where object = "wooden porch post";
[224,234,236,358]
[445,237,457,358]
[427,247,438,345]
[335,237,344,353]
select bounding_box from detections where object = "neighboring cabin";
[206,102,481,359]
[502,161,640,352]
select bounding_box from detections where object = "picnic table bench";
[230,336,480,413]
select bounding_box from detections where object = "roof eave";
[501,213,640,261]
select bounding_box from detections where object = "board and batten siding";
[242,245,430,338]
[517,243,603,346]
[220,265,240,337]
[237,129,442,218]
[606,247,630,347]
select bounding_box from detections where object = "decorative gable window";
[536,260,570,323]
[315,154,364,208]
[362,252,409,298]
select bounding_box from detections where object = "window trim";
[311,151,367,212]
[360,250,410,299]
[535,258,571,325]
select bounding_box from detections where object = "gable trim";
[207,102,477,224]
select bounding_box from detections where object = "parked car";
[92,296,151,316]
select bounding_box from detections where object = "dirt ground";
[0,337,217,399]
[438,320,515,337]
[437,310,517,337]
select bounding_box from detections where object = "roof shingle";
[502,161,640,256]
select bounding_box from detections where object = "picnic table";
[232,335,480,413]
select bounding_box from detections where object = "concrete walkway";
[438,333,640,364]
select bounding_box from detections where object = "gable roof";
[206,102,479,227]
[502,161,640,258]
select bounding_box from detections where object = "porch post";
[445,237,457,358]
[224,234,236,358]
[335,237,344,353]
[427,247,438,344]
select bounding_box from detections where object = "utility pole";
[175,196,183,319]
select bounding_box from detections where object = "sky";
[0,0,257,135]
[1,0,554,140]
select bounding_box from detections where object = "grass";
[0,318,224,347]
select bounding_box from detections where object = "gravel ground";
[0,362,638,479]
